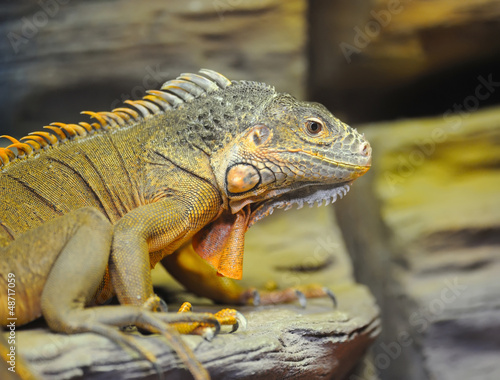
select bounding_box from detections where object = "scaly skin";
[0,70,371,379]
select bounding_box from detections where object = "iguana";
[0,69,371,379]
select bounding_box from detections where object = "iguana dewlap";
[0,69,371,379]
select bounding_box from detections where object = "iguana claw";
[251,289,261,306]
[231,311,247,333]
[158,297,169,312]
[324,287,338,308]
[295,290,307,308]
[201,327,217,341]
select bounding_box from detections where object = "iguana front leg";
[110,187,221,308]
[1,189,241,379]
[1,207,224,379]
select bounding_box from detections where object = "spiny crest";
[0,69,232,169]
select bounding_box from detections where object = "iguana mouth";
[247,182,351,228]
[283,148,372,171]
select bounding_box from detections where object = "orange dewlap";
[192,205,251,279]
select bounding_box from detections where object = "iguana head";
[211,89,372,227]
[163,71,371,279]
[195,82,371,279]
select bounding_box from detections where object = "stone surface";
[6,206,380,379]
[309,0,500,123]
[0,0,307,137]
[336,106,500,379]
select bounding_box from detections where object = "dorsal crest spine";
[0,69,232,168]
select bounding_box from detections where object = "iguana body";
[0,70,371,379]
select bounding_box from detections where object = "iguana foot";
[241,283,338,308]
[162,244,338,311]
[43,305,219,380]
[175,302,247,337]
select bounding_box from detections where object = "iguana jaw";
[243,181,354,228]
[226,155,371,219]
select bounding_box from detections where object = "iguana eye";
[305,118,324,136]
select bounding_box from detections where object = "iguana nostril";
[360,141,371,157]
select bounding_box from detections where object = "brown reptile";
[0,69,371,379]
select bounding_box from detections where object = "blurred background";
[1,0,499,379]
